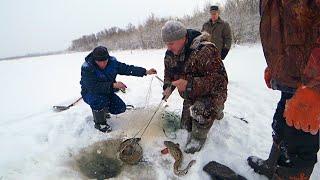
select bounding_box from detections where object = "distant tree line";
[68,0,260,52]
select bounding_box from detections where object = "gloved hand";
[264,67,272,88]
[221,48,229,60]
[284,86,320,135]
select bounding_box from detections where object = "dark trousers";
[83,93,126,114]
[272,92,319,168]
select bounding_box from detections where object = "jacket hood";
[189,31,211,50]
[85,52,111,69]
[185,29,211,50]
[85,52,94,64]
[185,29,202,49]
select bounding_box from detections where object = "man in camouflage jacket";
[247,1,320,179]
[161,20,228,154]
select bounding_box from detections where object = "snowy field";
[0,45,318,180]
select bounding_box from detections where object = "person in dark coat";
[202,5,232,60]
[80,46,157,132]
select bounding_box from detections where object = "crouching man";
[80,46,157,133]
[161,20,228,153]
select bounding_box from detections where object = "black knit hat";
[210,5,219,11]
[92,46,110,61]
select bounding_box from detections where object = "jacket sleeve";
[223,22,232,50]
[80,64,113,94]
[184,45,228,99]
[117,61,147,77]
[163,53,176,91]
[302,47,320,91]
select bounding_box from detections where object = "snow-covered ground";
[0,45,318,180]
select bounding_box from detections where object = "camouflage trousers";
[181,99,224,135]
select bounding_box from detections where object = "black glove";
[221,48,229,60]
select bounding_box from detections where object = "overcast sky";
[0,0,224,58]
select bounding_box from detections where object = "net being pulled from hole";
[74,139,123,179]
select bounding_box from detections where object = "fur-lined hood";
[189,31,212,50]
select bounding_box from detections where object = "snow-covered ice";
[0,45,318,179]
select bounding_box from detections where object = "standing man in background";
[202,5,232,60]
[247,1,320,179]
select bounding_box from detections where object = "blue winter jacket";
[80,52,147,97]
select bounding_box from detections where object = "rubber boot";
[184,121,210,154]
[277,143,293,168]
[105,109,111,119]
[273,165,314,180]
[247,142,281,179]
[185,132,192,147]
[92,108,112,133]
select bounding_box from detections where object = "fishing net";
[162,110,181,139]
[75,139,123,179]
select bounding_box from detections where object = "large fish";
[161,140,196,176]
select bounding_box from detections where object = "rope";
[121,75,166,150]
[144,76,154,108]
[118,75,169,164]
[119,99,164,157]
[135,100,165,138]
[136,75,166,138]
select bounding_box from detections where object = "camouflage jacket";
[163,29,228,107]
[202,18,232,53]
[260,0,320,93]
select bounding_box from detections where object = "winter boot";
[273,165,314,180]
[105,109,111,119]
[92,108,112,133]
[184,121,210,154]
[247,142,281,179]
[277,143,293,168]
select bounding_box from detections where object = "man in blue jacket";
[80,46,157,132]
